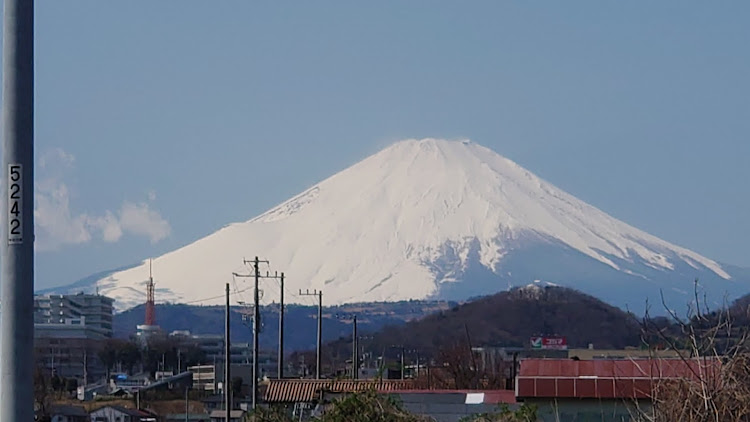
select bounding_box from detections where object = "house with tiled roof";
[264,379,518,422]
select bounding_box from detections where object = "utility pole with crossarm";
[234,257,284,410]
[300,289,323,379]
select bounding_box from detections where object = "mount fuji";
[50,139,749,313]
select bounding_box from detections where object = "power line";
[181,287,253,305]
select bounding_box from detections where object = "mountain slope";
[60,138,747,312]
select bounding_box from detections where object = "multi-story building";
[33,293,115,383]
[34,293,114,338]
[34,321,107,382]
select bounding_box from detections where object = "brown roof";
[264,379,417,403]
[517,358,721,399]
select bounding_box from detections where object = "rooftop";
[516,358,721,399]
[264,379,417,403]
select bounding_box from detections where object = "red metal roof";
[519,358,719,379]
[517,358,720,399]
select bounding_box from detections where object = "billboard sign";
[530,336,568,350]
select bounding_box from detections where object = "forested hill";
[328,285,644,356]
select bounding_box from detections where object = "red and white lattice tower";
[145,259,156,326]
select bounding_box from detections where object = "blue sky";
[10,1,750,288]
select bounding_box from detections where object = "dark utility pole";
[300,289,323,379]
[1,0,34,420]
[278,272,285,379]
[224,283,231,422]
[414,350,420,378]
[390,345,406,380]
[317,291,322,379]
[352,315,358,380]
[236,258,277,409]
[251,257,261,410]
[401,348,405,380]
[253,256,260,410]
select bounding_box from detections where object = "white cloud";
[88,211,123,243]
[87,202,171,245]
[119,202,171,243]
[39,147,75,171]
[34,148,171,251]
[34,179,92,250]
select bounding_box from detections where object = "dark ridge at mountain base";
[328,285,643,357]
[113,300,453,352]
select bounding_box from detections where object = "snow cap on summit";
[85,138,731,311]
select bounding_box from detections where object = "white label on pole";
[8,164,22,244]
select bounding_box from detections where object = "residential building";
[35,293,114,338]
[90,406,156,422]
[44,405,89,422]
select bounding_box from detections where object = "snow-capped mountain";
[56,139,749,312]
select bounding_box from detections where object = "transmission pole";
[224,283,231,422]
[300,289,323,379]
[278,272,285,379]
[1,0,34,420]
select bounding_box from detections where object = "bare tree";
[636,281,750,421]
[33,364,52,422]
[422,341,506,390]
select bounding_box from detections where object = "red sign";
[530,336,568,350]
